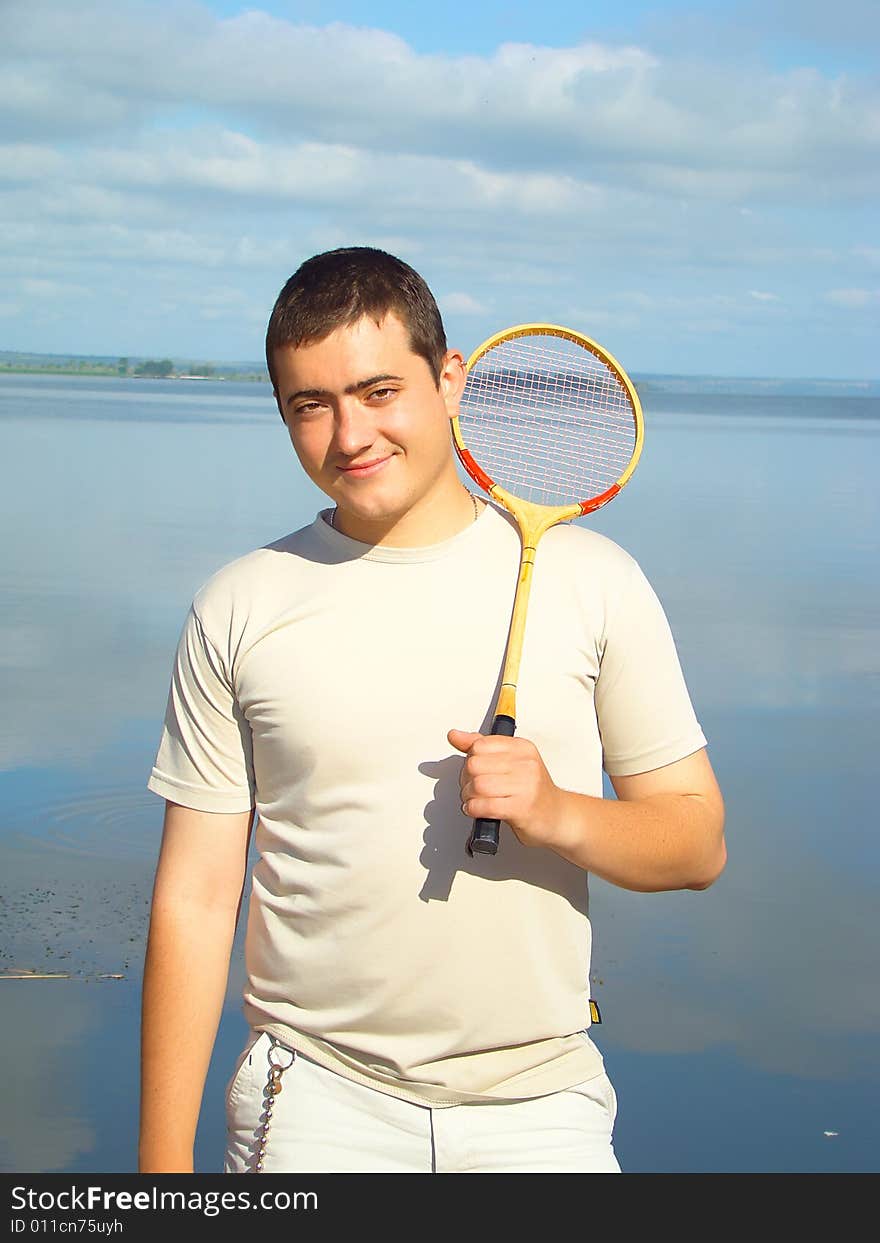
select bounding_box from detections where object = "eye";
[367,386,397,402]
[293,400,326,419]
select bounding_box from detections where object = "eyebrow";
[285,373,403,407]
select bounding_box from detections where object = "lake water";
[1,373,878,1174]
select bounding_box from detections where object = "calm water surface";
[1,373,878,1173]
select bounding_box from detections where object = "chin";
[337,487,408,522]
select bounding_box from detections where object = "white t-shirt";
[148,501,707,1106]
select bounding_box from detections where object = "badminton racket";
[452,323,644,857]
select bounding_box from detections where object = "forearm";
[139,898,238,1173]
[547,788,726,893]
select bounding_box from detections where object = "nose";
[332,397,376,458]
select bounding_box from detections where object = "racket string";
[459,335,638,507]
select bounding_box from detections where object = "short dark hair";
[265,247,447,399]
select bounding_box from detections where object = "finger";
[462,794,513,820]
[461,774,517,802]
[462,752,517,778]
[447,728,482,753]
[467,734,536,757]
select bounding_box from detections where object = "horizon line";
[0,349,878,387]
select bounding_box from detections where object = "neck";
[330,481,482,547]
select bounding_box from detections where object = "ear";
[439,348,467,419]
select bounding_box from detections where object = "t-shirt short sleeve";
[147,606,256,812]
[596,560,707,777]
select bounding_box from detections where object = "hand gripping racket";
[451,323,644,857]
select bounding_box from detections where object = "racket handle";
[466,713,516,857]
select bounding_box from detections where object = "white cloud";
[2,2,878,204]
[827,287,878,308]
[0,143,66,181]
[439,292,487,315]
[4,128,606,223]
[20,277,93,299]
[0,1,877,374]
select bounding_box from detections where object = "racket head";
[451,323,644,517]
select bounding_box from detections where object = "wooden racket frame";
[450,323,644,852]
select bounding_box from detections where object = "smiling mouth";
[337,455,393,477]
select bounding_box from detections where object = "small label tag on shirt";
[589,999,602,1024]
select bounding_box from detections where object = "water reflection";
[1,375,878,1172]
[0,982,98,1172]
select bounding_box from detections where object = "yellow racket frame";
[451,322,644,723]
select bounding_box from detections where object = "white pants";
[223,1031,620,1174]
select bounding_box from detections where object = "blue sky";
[2,0,877,377]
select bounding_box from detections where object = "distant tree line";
[133,358,174,378]
[0,354,268,381]
[120,358,222,378]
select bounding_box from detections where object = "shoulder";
[190,517,326,636]
[485,502,638,573]
[540,517,642,593]
[483,504,648,633]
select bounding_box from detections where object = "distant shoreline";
[1,360,877,399]
[0,363,269,382]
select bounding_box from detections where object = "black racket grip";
[466,713,516,857]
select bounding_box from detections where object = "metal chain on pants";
[251,1037,295,1173]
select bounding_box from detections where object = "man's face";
[273,313,466,544]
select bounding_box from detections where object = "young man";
[140,247,725,1174]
